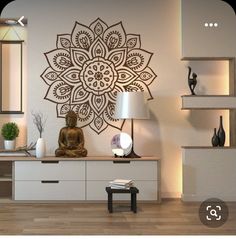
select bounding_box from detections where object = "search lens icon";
[210,209,218,217]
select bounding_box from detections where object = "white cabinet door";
[14,161,85,180]
[182,148,236,201]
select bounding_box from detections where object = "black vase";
[211,128,219,147]
[217,115,225,147]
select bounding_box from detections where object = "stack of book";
[109,179,134,189]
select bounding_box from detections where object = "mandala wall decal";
[41,18,157,134]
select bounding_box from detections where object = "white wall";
[1,0,234,198]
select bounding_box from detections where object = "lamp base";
[125,149,141,158]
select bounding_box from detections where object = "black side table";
[105,186,139,213]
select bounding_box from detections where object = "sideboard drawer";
[14,161,85,180]
[14,180,85,200]
[87,180,158,201]
[86,161,158,180]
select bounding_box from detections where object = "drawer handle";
[113,160,130,164]
[41,180,59,184]
[41,161,59,164]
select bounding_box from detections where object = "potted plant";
[1,122,19,150]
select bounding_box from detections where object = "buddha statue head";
[65,110,77,128]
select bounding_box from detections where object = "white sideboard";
[0,156,160,202]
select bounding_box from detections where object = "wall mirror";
[0,40,23,114]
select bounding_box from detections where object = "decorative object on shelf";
[1,122,19,150]
[211,128,220,147]
[35,138,46,158]
[111,133,132,157]
[114,92,150,158]
[0,142,36,156]
[55,110,87,157]
[41,18,156,134]
[31,111,47,158]
[109,179,134,189]
[187,66,197,95]
[217,115,225,147]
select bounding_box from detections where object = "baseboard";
[161,191,181,198]
[181,193,236,202]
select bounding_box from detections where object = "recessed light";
[204,23,209,27]
[209,23,213,27]
[214,23,218,27]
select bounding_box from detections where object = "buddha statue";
[55,110,87,157]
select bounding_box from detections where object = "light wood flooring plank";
[0,199,235,235]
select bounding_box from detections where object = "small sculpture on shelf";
[217,115,225,147]
[55,110,87,157]
[211,128,219,147]
[211,115,225,147]
[187,66,197,95]
[32,111,47,158]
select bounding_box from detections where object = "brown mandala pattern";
[41,18,156,134]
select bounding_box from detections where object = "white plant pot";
[36,138,46,158]
[4,140,16,150]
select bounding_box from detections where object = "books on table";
[109,179,134,189]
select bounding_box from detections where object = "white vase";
[4,140,16,150]
[36,138,46,158]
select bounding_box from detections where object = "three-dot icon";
[204,22,218,27]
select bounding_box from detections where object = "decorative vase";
[211,128,219,147]
[217,115,225,147]
[36,138,46,158]
[4,140,16,150]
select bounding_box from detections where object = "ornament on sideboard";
[187,66,197,95]
[211,128,220,147]
[55,110,87,157]
[217,115,225,147]
[31,111,47,158]
[1,122,19,150]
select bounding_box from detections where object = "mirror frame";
[0,40,24,114]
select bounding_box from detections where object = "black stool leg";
[108,192,113,213]
[131,193,137,213]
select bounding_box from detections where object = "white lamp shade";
[114,91,150,119]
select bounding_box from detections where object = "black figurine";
[188,66,197,95]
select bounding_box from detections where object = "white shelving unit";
[180,0,236,199]
[181,57,236,201]
[0,161,12,199]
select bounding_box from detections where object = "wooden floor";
[0,199,235,235]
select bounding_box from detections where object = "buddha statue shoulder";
[55,110,87,157]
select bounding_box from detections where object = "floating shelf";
[181,95,236,109]
[182,146,235,149]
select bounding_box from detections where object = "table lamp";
[114,91,150,158]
